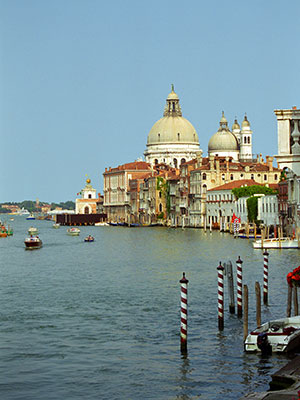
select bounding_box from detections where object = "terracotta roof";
[105,161,152,173]
[208,180,263,191]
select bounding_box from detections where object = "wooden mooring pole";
[255,281,261,327]
[287,284,292,317]
[243,284,248,342]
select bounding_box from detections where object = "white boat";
[26,213,35,220]
[67,227,80,236]
[52,223,60,229]
[252,237,299,249]
[19,208,30,216]
[95,222,109,226]
[28,226,38,235]
[244,316,300,353]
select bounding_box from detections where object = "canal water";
[0,216,299,400]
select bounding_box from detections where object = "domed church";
[144,85,202,168]
[208,112,253,161]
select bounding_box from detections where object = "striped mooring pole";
[236,256,243,317]
[263,250,269,305]
[217,262,225,330]
[180,272,189,353]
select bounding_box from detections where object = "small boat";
[0,231,7,238]
[26,214,35,220]
[24,236,43,249]
[244,316,300,354]
[19,208,30,216]
[95,222,109,226]
[108,222,118,226]
[84,235,94,242]
[52,223,60,229]
[67,227,80,236]
[28,226,38,235]
[252,237,299,249]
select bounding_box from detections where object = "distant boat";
[253,237,300,249]
[24,236,42,249]
[95,222,109,226]
[84,235,94,242]
[19,208,30,216]
[28,226,38,235]
[67,227,80,236]
[52,223,60,229]
[26,214,35,220]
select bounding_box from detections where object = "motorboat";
[24,236,43,249]
[252,237,299,249]
[244,316,300,353]
[52,223,60,229]
[19,208,30,216]
[84,235,94,242]
[28,226,38,235]
[95,222,109,226]
[108,222,118,226]
[26,213,35,220]
[67,227,80,236]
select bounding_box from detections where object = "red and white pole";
[180,272,189,353]
[263,250,269,305]
[217,262,225,330]
[236,256,243,317]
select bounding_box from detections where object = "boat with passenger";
[84,235,94,242]
[26,213,35,220]
[244,316,300,353]
[28,226,38,235]
[24,235,43,249]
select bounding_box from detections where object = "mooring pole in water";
[263,250,269,305]
[294,286,299,316]
[287,284,292,317]
[236,256,243,317]
[225,261,235,314]
[217,262,224,331]
[255,281,261,327]
[243,284,248,342]
[180,272,189,353]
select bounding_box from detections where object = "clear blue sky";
[1,0,299,203]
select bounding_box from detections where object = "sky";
[1,0,300,203]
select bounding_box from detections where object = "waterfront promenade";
[0,216,299,399]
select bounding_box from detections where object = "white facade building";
[257,195,279,226]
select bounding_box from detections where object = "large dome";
[147,86,199,145]
[208,112,238,151]
[147,116,199,144]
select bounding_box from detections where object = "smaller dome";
[242,114,250,128]
[232,118,240,130]
[208,131,238,151]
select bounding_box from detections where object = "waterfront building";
[75,178,103,214]
[144,85,202,168]
[208,112,253,162]
[257,194,279,227]
[103,161,152,223]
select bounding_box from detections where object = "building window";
[203,173,207,180]
[266,203,268,213]
[264,174,267,181]
[88,194,92,199]
[181,158,186,165]
[240,174,244,178]
[222,174,225,180]
[230,174,234,180]
[178,133,180,141]
[274,174,278,180]
[158,133,160,141]
[154,159,158,165]
[202,184,207,193]
[251,174,254,180]
[248,136,250,144]
[173,158,178,168]
[159,203,162,212]
[84,206,89,214]
[244,137,247,144]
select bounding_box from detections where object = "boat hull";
[245,316,300,353]
[253,238,299,249]
[24,238,43,249]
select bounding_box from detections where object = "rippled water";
[0,216,299,399]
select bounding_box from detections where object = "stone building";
[75,178,102,214]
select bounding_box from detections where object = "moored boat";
[24,236,43,249]
[67,227,80,236]
[95,222,109,226]
[244,316,300,353]
[252,237,299,249]
[26,213,35,220]
[52,223,60,229]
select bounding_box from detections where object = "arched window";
[177,133,180,141]
[154,159,158,165]
[274,174,278,180]
[181,158,186,165]
[244,136,247,144]
[230,174,234,180]
[173,158,178,168]
[222,174,225,180]
[158,133,160,142]
[202,184,207,193]
[203,173,207,180]
[247,136,250,144]
[251,174,254,180]
[88,194,92,199]
[159,203,162,212]
[84,206,89,214]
